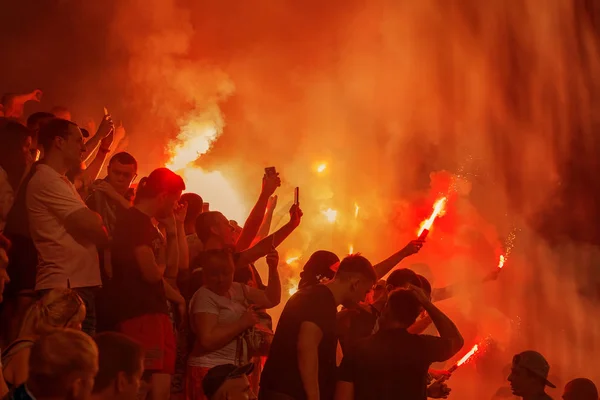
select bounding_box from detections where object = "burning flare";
[348,244,354,254]
[354,203,360,218]
[457,344,479,367]
[316,163,327,173]
[286,256,300,265]
[288,278,299,296]
[417,197,448,237]
[497,255,506,269]
[322,208,338,223]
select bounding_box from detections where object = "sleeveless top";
[2,339,36,391]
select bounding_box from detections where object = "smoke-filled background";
[3,0,600,397]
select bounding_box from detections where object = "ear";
[116,371,129,392]
[70,376,85,399]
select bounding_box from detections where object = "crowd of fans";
[0,89,598,400]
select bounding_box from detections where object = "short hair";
[37,118,78,152]
[565,378,599,400]
[180,193,203,224]
[335,254,377,283]
[27,112,55,130]
[109,151,138,169]
[417,274,432,299]
[386,289,422,326]
[50,105,69,115]
[93,333,144,393]
[387,268,421,289]
[134,168,185,200]
[29,329,98,397]
[195,211,225,244]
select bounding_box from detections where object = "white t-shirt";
[0,167,15,232]
[188,282,249,368]
[26,164,101,290]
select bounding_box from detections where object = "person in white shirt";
[26,118,109,335]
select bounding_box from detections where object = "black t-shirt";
[110,207,168,322]
[260,284,338,400]
[337,305,379,354]
[338,328,456,400]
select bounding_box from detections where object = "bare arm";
[64,208,109,246]
[79,148,109,190]
[407,314,433,334]
[3,347,31,389]
[237,204,302,266]
[83,114,114,163]
[133,246,164,283]
[163,229,179,285]
[252,196,277,245]
[411,285,464,354]
[176,220,189,272]
[163,279,185,304]
[192,311,254,352]
[298,321,323,400]
[244,251,281,308]
[235,174,280,252]
[373,240,423,279]
[334,382,354,400]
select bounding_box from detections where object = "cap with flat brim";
[202,363,255,398]
[512,351,556,388]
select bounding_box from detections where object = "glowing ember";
[417,197,448,237]
[165,119,247,222]
[286,256,300,265]
[322,208,338,223]
[497,254,506,269]
[354,203,360,218]
[456,344,479,366]
[316,163,327,173]
[349,244,354,254]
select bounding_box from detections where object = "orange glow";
[286,256,300,265]
[165,119,247,222]
[103,106,109,116]
[316,163,327,173]
[457,344,479,366]
[322,208,338,223]
[417,197,448,236]
[354,203,360,218]
[288,278,300,296]
[497,254,506,269]
[349,244,354,254]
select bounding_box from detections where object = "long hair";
[0,120,32,191]
[19,288,85,338]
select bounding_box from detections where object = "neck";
[323,280,348,306]
[134,201,158,218]
[522,389,546,400]
[42,153,70,175]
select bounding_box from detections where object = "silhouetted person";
[562,378,598,400]
[508,351,555,400]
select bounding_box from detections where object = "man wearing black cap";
[202,363,257,400]
[508,350,556,400]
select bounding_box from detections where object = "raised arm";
[410,285,464,356]
[237,204,302,266]
[373,239,423,279]
[252,195,277,245]
[244,249,281,308]
[83,114,114,164]
[235,173,280,252]
[298,321,323,400]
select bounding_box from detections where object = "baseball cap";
[202,363,254,398]
[298,250,340,289]
[512,351,556,388]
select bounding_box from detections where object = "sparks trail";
[417,197,448,240]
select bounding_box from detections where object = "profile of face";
[117,358,144,400]
[156,190,183,219]
[107,161,137,195]
[508,365,541,397]
[211,213,236,248]
[345,277,375,306]
[56,125,86,168]
[217,375,257,400]
[203,254,235,296]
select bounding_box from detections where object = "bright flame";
[322,208,338,223]
[166,120,247,221]
[349,244,354,254]
[354,203,360,218]
[288,278,300,296]
[316,163,327,173]
[456,344,479,366]
[286,256,300,265]
[417,197,448,236]
[497,254,506,269]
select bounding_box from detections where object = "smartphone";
[202,203,210,213]
[265,167,277,177]
[294,187,300,206]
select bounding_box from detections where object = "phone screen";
[265,167,276,177]
[294,187,300,205]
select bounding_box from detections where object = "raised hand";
[97,113,115,139]
[402,239,425,257]
[174,201,188,225]
[262,172,281,197]
[266,249,279,268]
[288,203,303,228]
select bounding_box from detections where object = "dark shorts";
[118,313,176,374]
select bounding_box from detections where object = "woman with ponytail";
[1,288,85,390]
